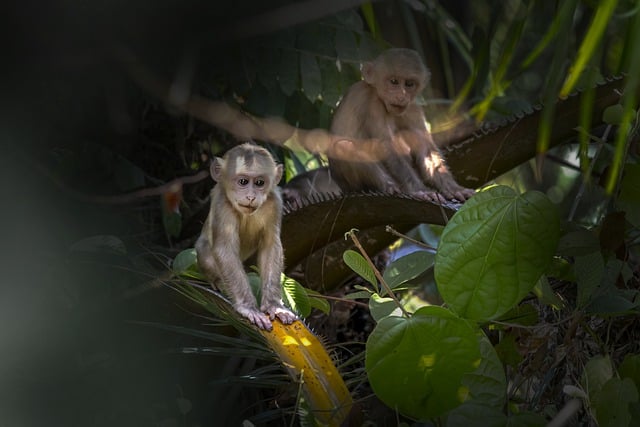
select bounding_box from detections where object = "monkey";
[281,166,341,206]
[329,48,475,202]
[195,143,296,330]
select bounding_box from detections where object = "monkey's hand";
[445,187,476,202]
[235,305,274,331]
[263,304,297,325]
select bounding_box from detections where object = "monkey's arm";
[258,227,296,324]
[399,111,475,201]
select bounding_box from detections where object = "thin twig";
[568,125,611,221]
[345,229,409,317]
[385,225,436,252]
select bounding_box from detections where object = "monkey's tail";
[261,319,353,427]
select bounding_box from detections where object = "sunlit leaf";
[282,275,311,317]
[343,249,377,288]
[435,186,560,320]
[383,250,434,290]
[366,306,481,420]
[369,293,398,322]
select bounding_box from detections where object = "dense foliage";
[5,0,640,426]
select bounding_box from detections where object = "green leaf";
[617,164,640,226]
[532,276,565,309]
[435,186,560,320]
[277,50,299,96]
[318,58,342,107]
[344,289,374,300]
[582,355,613,402]
[462,333,507,407]
[300,52,322,102]
[335,28,359,59]
[556,230,600,256]
[343,249,377,288]
[506,412,547,427]
[162,210,182,238]
[620,354,640,391]
[603,103,625,125]
[574,251,605,308]
[494,334,523,370]
[365,306,481,419]
[593,378,639,427]
[282,275,311,317]
[173,248,198,274]
[446,403,505,427]
[383,251,434,290]
[304,288,331,315]
[369,293,398,322]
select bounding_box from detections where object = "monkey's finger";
[247,312,273,331]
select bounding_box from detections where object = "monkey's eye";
[405,80,415,88]
[389,78,399,86]
[238,178,249,186]
[254,178,265,187]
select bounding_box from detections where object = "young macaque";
[281,166,341,206]
[195,143,296,330]
[329,48,475,202]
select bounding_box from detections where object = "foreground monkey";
[195,143,296,330]
[330,48,475,202]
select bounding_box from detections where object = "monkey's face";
[228,174,270,215]
[379,76,420,116]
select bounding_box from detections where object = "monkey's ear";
[274,164,284,184]
[210,157,225,182]
[362,62,376,84]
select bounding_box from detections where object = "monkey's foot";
[441,187,476,202]
[263,305,297,325]
[236,306,273,331]
[413,191,447,204]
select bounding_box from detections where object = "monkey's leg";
[257,237,296,325]
[197,237,273,330]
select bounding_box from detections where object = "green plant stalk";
[605,7,640,194]
[578,87,596,178]
[346,230,409,317]
[520,0,579,69]
[471,3,528,121]
[560,0,618,98]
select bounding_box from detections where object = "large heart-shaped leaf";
[365,306,481,419]
[435,186,560,320]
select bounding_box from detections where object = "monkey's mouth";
[238,203,258,214]
[388,104,408,114]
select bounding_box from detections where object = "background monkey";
[195,143,296,330]
[329,48,475,202]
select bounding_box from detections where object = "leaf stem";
[346,229,409,317]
